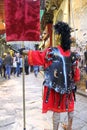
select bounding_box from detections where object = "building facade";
[41,0,87,50]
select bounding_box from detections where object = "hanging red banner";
[4,0,40,41]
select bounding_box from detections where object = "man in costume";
[84,46,87,73]
[84,46,87,92]
[20,21,80,130]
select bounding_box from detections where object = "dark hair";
[7,52,10,55]
[54,21,72,51]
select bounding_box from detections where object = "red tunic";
[28,46,79,113]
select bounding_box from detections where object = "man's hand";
[19,48,29,56]
[18,48,25,55]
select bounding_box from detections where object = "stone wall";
[53,0,87,48]
[71,0,87,47]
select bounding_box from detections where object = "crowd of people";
[0,52,31,79]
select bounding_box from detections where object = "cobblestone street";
[0,72,87,130]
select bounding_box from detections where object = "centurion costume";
[43,47,77,108]
[27,21,80,130]
[27,46,80,113]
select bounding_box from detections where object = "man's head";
[54,21,72,51]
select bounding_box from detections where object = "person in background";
[19,55,23,74]
[4,52,13,79]
[84,46,87,92]
[2,53,7,78]
[24,55,29,75]
[12,53,17,76]
[0,56,3,77]
[33,65,39,77]
[84,45,87,73]
[16,53,20,77]
[20,21,80,130]
[33,44,39,77]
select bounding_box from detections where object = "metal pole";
[22,41,26,130]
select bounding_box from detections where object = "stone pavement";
[0,73,87,130]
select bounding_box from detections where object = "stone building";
[41,0,87,50]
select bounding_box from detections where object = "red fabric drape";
[4,0,40,41]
